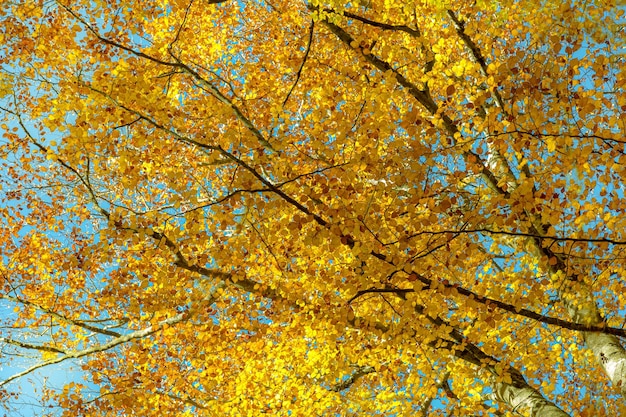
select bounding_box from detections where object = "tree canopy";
[0,0,625,415]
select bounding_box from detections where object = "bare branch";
[0,312,186,388]
[0,338,66,354]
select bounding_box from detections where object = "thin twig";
[283,20,315,107]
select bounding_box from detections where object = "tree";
[0,0,625,415]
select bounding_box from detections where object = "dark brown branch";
[402,228,626,246]
[488,129,626,145]
[283,20,315,106]
[319,18,437,112]
[348,288,413,304]
[446,9,536,183]
[446,11,489,80]
[58,3,180,68]
[349,286,626,337]
[216,146,330,228]
[320,7,421,38]
[331,365,375,392]
[170,0,195,47]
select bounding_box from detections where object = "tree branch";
[0,312,187,388]
[283,20,315,106]
[318,7,421,38]
[0,293,122,338]
[401,227,626,246]
[447,10,506,111]
[330,365,375,392]
[350,286,626,337]
[0,338,66,354]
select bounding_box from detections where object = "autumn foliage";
[0,0,625,415]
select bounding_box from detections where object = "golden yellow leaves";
[0,73,13,99]
[9,2,43,20]
[1,0,625,415]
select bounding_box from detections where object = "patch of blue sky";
[0,280,96,414]
[0,361,83,416]
[0,93,157,417]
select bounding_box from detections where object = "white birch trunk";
[561,289,626,395]
[484,374,571,417]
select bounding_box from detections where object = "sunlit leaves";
[0,0,625,415]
